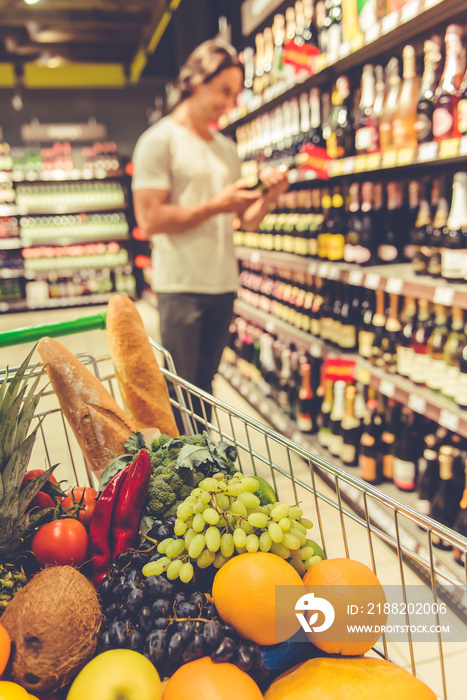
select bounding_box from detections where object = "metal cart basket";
[1,313,466,700]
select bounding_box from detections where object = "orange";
[0,624,10,677]
[263,656,437,699]
[212,552,304,645]
[0,680,30,699]
[302,557,387,656]
[163,656,263,700]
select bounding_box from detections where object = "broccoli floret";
[179,484,193,500]
[193,471,205,486]
[145,477,178,518]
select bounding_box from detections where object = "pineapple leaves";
[0,386,28,470]
[1,430,39,502]
[17,464,59,519]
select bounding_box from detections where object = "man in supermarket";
[132,39,288,425]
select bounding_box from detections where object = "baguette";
[37,336,137,473]
[106,294,179,437]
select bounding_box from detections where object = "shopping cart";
[0,313,466,700]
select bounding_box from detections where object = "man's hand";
[258,166,290,201]
[210,181,261,214]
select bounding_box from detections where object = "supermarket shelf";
[16,203,127,216]
[236,248,467,310]
[220,0,463,131]
[12,169,124,183]
[219,359,467,614]
[234,298,467,439]
[0,292,131,314]
[0,238,22,251]
[0,205,17,216]
[0,269,24,279]
[20,233,130,247]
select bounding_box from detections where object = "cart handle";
[0,312,107,348]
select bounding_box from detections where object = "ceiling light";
[24,0,42,5]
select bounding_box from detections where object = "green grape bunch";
[142,472,322,583]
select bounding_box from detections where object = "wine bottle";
[344,182,361,264]
[381,398,398,481]
[326,76,354,159]
[254,32,265,95]
[443,307,465,400]
[339,282,358,351]
[354,64,377,155]
[383,293,401,375]
[377,182,402,264]
[426,304,449,392]
[459,68,467,137]
[302,0,320,52]
[358,289,376,360]
[411,180,432,276]
[328,380,347,457]
[326,187,345,262]
[393,407,418,491]
[308,87,326,148]
[296,361,315,433]
[272,14,286,84]
[359,397,383,485]
[454,321,467,409]
[371,65,385,152]
[430,445,461,548]
[369,289,387,368]
[317,189,332,260]
[396,296,417,378]
[318,378,334,448]
[442,172,467,283]
[416,432,441,516]
[452,459,467,565]
[415,37,442,144]
[331,280,343,346]
[340,384,362,467]
[433,25,464,141]
[393,45,418,149]
[409,299,434,387]
[380,58,401,151]
[277,347,293,414]
[426,177,449,278]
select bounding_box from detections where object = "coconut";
[0,565,102,693]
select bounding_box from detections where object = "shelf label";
[342,157,355,174]
[250,251,261,263]
[365,273,381,289]
[266,319,276,333]
[433,286,454,306]
[307,260,318,275]
[330,159,344,177]
[328,265,341,280]
[382,12,399,34]
[397,147,415,166]
[350,34,364,52]
[356,367,371,385]
[309,343,322,358]
[315,54,327,73]
[439,138,459,160]
[380,380,395,398]
[439,409,459,433]
[339,41,351,59]
[401,0,419,22]
[408,393,427,415]
[348,269,364,286]
[424,0,441,8]
[459,137,467,157]
[318,262,330,277]
[366,152,381,170]
[386,276,404,294]
[365,23,381,43]
[381,149,397,168]
[417,141,438,162]
[354,155,367,172]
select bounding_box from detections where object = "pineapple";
[0,347,57,571]
[0,563,27,611]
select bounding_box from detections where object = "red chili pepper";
[89,466,129,585]
[111,449,151,560]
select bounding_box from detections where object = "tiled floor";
[1,299,465,698]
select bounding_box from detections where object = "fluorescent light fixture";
[24,0,42,5]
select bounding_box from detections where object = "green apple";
[67,649,162,700]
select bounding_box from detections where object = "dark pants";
[158,291,235,431]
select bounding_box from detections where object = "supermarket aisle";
[1,300,466,699]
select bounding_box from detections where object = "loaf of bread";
[37,336,137,473]
[106,294,179,437]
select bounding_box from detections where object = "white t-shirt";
[132,116,241,294]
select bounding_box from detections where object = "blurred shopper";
[132,39,288,427]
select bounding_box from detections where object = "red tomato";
[20,470,58,510]
[61,487,97,528]
[32,519,88,567]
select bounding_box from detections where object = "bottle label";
[328,433,343,456]
[359,454,377,482]
[318,232,329,259]
[409,352,430,385]
[454,372,467,407]
[339,325,357,349]
[341,443,357,465]
[396,346,415,377]
[310,318,321,337]
[443,365,460,399]
[441,249,463,279]
[415,113,432,141]
[378,244,398,262]
[318,427,331,447]
[297,412,313,432]
[459,99,467,135]
[309,238,318,256]
[426,357,447,391]
[433,107,454,139]
[327,234,345,261]
[393,457,416,490]
[344,243,372,264]
[355,126,377,152]
[383,454,394,480]
[358,330,375,359]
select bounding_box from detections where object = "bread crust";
[37,336,136,473]
[106,294,179,437]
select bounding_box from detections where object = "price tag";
[366,153,381,170]
[318,262,330,277]
[397,147,415,166]
[330,159,344,177]
[382,12,399,34]
[424,0,441,8]
[386,277,404,294]
[315,54,327,73]
[251,251,261,264]
[439,409,459,433]
[350,35,364,52]
[401,0,419,22]
[380,380,395,398]
[433,286,454,306]
[356,367,371,385]
[342,157,355,175]
[310,343,322,358]
[339,42,351,59]
[417,141,439,162]
[459,137,467,157]
[307,260,318,274]
[266,319,276,333]
[328,265,341,280]
[439,138,459,159]
[349,269,364,286]
[408,393,427,415]
[365,273,381,290]
[382,149,397,168]
[354,155,367,172]
[365,23,380,43]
